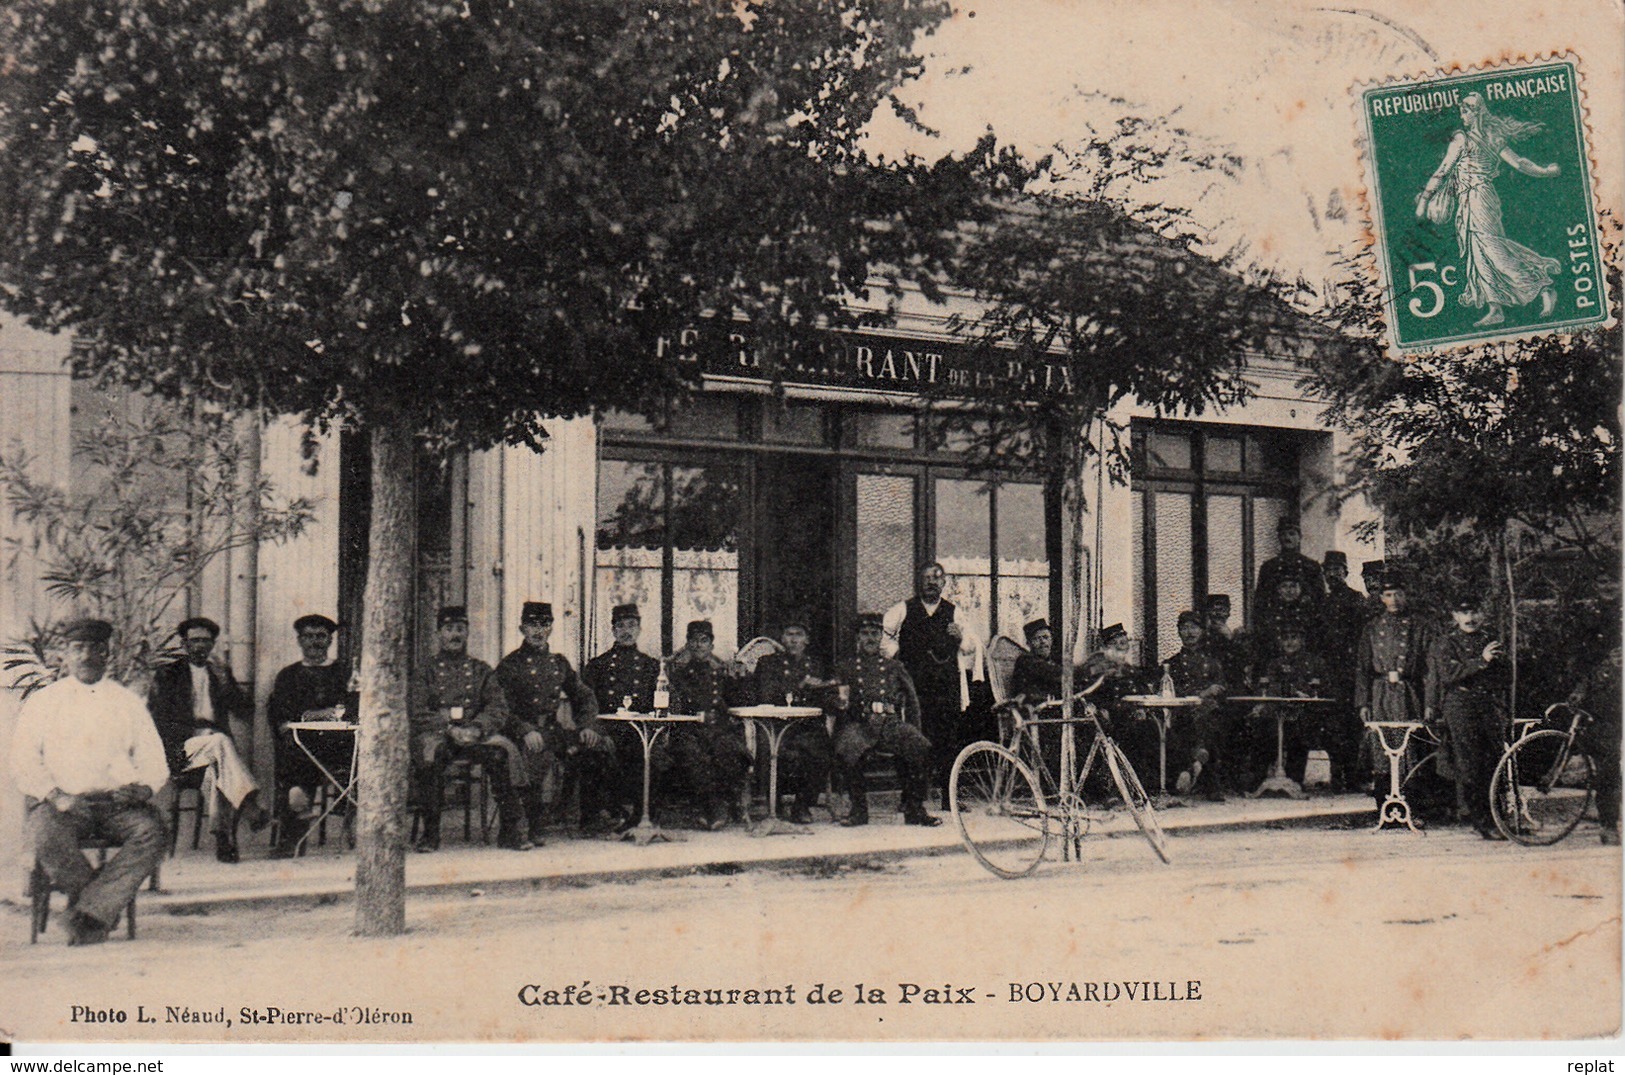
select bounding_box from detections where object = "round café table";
[1226,696,1335,800]
[285,719,359,854]
[729,705,825,836]
[1119,695,1204,797]
[597,710,706,845]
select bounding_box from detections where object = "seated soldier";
[1251,621,1328,789]
[495,601,611,837]
[266,614,350,857]
[147,616,267,863]
[1080,623,1157,786]
[1009,618,1062,702]
[1163,611,1229,801]
[752,616,835,824]
[582,603,659,828]
[411,605,530,851]
[669,620,752,830]
[831,613,940,827]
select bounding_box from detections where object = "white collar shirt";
[9,676,170,800]
[189,662,214,723]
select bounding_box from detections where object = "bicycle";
[1490,702,1598,846]
[949,682,1170,878]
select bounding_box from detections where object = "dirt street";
[2,823,1618,1044]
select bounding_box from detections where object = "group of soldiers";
[1008,516,1620,843]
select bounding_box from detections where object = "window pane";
[1149,430,1191,470]
[1206,495,1245,625]
[1132,491,1147,665]
[666,396,739,439]
[671,465,743,654]
[600,408,654,433]
[936,478,992,645]
[1250,496,1290,625]
[855,473,915,615]
[762,402,826,445]
[595,460,666,656]
[995,482,1049,641]
[1153,492,1193,663]
[851,411,915,450]
[1246,432,1295,477]
[1206,434,1242,473]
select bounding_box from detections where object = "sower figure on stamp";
[833,613,940,828]
[752,615,836,825]
[11,618,168,946]
[669,620,752,830]
[582,603,660,829]
[495,602,611,838]
[1425,593,1509,838]
[266,614,349,857]
[412,605,530,852]
[147,616,267,863]
[882,562,982,810]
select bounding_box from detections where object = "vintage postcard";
[0,0,1620,1050]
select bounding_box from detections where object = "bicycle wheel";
[950,741,1050,878]
[1102,737,1170,864]
[1491,730,1594,846]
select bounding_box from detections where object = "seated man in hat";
[495,601,611,837]
[583,603,660,828]
[1254,576,1322,667]
[1009,618,1063,703]
[668,620,752,830]
[11,618,169,945]
[266,614,351,857]
[412,606,530,851]
[1203,595,1253,693]
[831,613,940,827]
[752,616,836,825]
[1249,621,1328,789]
[1162,610,1230,800]
[147,616,267,862]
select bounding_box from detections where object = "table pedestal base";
[1369,722,1427,834]
[751,816,812,838]
[1251,770,1306,800]
[621,819,684,846]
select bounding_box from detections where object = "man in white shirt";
[147,617,266,863]
[881,562,984,807]
[10,618,169,945]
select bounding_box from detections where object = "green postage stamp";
[1358,57,1610,355]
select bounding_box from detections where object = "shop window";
[762,401,827,445]
[594,457,742,656]
[851,411,916,450]
[933,477,1049,645]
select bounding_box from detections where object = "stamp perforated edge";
[1349,49,1617,360]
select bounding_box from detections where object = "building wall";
[0,323,74,869]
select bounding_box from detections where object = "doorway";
[752,454,838,660]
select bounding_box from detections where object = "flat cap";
[1023,617,1051,640]
[60,617,113,644]
[293,614,339,634]
[176,616,221,639]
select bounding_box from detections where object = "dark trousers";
[413,732,524,837]
[778,723,833,808]
[1442,699,1501,826]
[1585,715,1621,830]
[525,725,618,827]
[1169,701,1226,783]
[27,797,165,928]
[834,717,932,817]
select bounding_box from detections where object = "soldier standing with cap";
[412,605,530,851]
[1425,593,1509,838]
[1321,552,1368,791]
[583,603,661,827]
[147,616,266,862]
[833,613,940,827]
[11,618,168,945]
[752,615,836,825]
[669,620,751,829]
[1253,518,1326,633]
[495,602,608,838]
[1355,570,1433,803]
[1360,561,1388,622]
[266,614,349,857]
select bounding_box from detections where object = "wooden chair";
[409,757,493,845]
[29,839,140,944]
[166,769,208,856]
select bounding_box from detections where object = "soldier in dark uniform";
[668,620,752,830]
[833,613,940,827]
[582,603,660,825]
[1077,623,1152,796]
[266,614,349,857]
[1255,576,1322,665]
[1425,593,1509,838]
[753,616,835,824]
[1355,571,1435,805]
[411,606,529,851]
[1163,611,1229,800]
[883,562,980,809]
[1253,518,1326,634]
[1251,621,1328,788]
[1360,560,1388,623]
[1202,594,1252,692]
[1010,618,1062,702]
[494,601,610,837]
[1321,551,1368,790]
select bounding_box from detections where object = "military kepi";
[1023,617,1050,640]
[437,605,469,626]
[293,614,339,633]
[856,612,884,630]
[686,620,714,640]
[60,617,113,643]
[1100,623,1128,646]
[611,603,640,625]
[520,601,553,624]
[1323,551,1348,569]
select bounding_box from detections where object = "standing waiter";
[882,561,982,809]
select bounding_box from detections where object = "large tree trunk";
[355,422,414,937]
